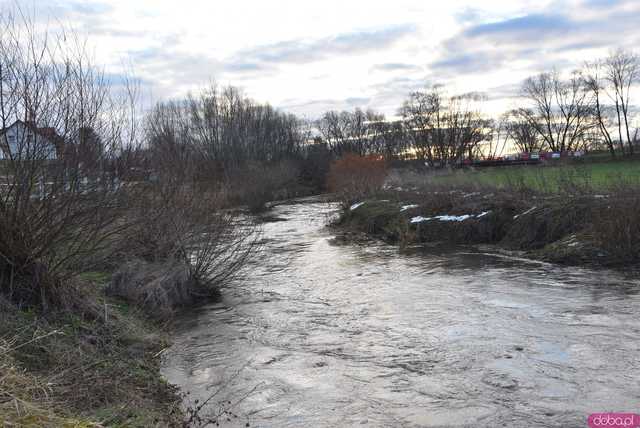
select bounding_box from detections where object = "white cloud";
[3,0,640,118]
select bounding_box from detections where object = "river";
[162,198,640,427]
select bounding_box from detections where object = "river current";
[162,199,640,427]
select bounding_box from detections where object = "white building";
[0,120,62,161]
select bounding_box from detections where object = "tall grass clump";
[591,183,640,263]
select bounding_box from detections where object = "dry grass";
[591,185,640,262]
[108,260,198,317]
[0,280,182,427]
[0,316,99,427]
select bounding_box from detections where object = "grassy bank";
[0,273,182,427]
[335,164,640,268]
[414,159,640,192]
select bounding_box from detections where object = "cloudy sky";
[5,0,640,118]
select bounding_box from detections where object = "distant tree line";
[131,49,640,178]
[315,49,640,165]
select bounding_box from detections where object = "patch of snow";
[411,211,490,224]
[350,202,365,211]
[400,204,419,212]
[514,206,537,219]
[411,216,432,224]
[436,214,472,222]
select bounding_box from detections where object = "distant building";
[0,120,64,161]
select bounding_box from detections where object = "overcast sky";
[4,0,640,118]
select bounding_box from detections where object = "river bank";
[0,273,183,427]
[333,186,640,269]
[0,192,321,427]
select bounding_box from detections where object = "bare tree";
[605,49,639,156]
[0,10,141,308]
[479,116,508,160]
[181,84,305,169]
[369,119,407,159]
[584,60,617,157]
[503,109,544,153]
[400,85,488,166]
[317,108,395,157]
[517,70,594,153]
[583,51,639,157]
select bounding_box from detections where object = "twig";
[0,330,62,357]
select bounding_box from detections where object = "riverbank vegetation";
[0,284,182,427]
[0,12,263,426]
[334,161,640,267]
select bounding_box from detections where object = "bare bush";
[327,153,387,204]
[0,12,141,308]
[0,11,261,313]
[110,180,260,313]
[226,160,302,213]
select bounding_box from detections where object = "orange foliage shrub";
[327,153,387,201]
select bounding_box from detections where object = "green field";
[425,159,640,192]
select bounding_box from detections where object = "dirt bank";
[334,189,639,269]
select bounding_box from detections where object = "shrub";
[114,183,260,313]
[327,153,387,203]
[299,142,331,193]
[227,161,302,213]
[0,15,140,309]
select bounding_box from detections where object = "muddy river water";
[162,199,640,427]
